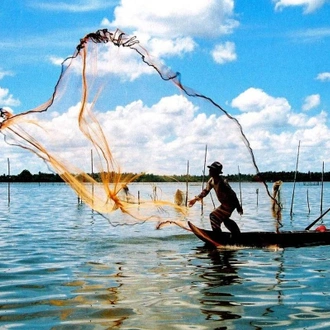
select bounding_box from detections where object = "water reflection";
[0,260,134,328]
[192,244,330,330]
[2,182,330,329]
[193,247,243,324]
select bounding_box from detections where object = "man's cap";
[207,161,223,173]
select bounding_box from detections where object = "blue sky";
[1,0,330,176]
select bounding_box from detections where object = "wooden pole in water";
[91,149,94,178]
[7,158,10,204]
[256,188,259,207]
[91,149,94,200]
[238,165,242,207]
[307,188,310,213]
[201,145,208,215]
[290,140,300,216]
[185,160,189,207]
[320,161,324,215]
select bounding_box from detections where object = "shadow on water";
[190,242,330,330]
[191,246,243,327]
[190,241,297,330]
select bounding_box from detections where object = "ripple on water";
[2,182,330,329]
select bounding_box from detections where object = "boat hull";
[188,221,330,248]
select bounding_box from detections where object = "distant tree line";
[0,170,62,183]
[0,169,329,183]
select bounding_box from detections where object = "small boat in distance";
[188,221,330,249]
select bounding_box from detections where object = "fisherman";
[188,161,243,235]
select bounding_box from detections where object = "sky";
[0,0,330,176]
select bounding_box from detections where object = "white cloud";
[231,87,290,113]
[289,28,330,42]
[231,88,326,131]
[97,43,155,81]
[3,88,330,175]
[12,93,261,175]
[29,95,207,175]
[0,87,20,107]
[228,88,330,172]
[48,56,65,66]
[316,72,330,81]
[110,0,237,37]
[148,37,196,58]
[273,0,327,14]
[211,42,237,64]
[29,0,116,12]
[0,69,14,80]
[302,94,320,111]
[102,0,239,58]
[288,110,327,127]
[62,42,155,81]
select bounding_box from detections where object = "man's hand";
[237,205,243,215]
[188,198,197,207]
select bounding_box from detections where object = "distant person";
[188,161,243,235]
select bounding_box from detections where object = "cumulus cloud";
[211,42,237,64]
[0,87,20,107]
[273,0,327,14]
[44,88,326,174]
[231,88,290,113]
[3,87,330,175]
[109,0,238,37]
[316,72,330,81]
[35,95,208,174]
[288,110,327,127]
[231,89,290,131]
[97,44,155,81]
[229,88,330,171]
[101,0,239,58]
[147,37,196,58]
[59,42,155,81]
[302,94,320,111]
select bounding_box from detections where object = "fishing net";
[0,29,273,227]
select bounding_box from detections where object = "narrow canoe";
[188,221,330,248]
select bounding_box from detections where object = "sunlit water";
[1,181,330,329]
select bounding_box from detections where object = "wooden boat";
[188,221,330,248]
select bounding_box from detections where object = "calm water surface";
[1,182,330,329]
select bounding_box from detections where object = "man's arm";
[188,180,212,207]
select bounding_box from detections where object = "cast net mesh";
[0,29,273,228]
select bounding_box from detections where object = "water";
[1,181,330,329]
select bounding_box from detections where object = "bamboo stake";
[290,140,300,216]
[185,160,189,207]
[91,149,94,202]
[320,161,324,214]
[238,165,242,207]
[7,158,10,205]
[307,188,310,213]
[256,188,259,207]
[201,145,208,215]
[91,149,94,178]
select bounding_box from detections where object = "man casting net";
[0,29,272,227]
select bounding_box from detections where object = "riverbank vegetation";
[0,169,329,183]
